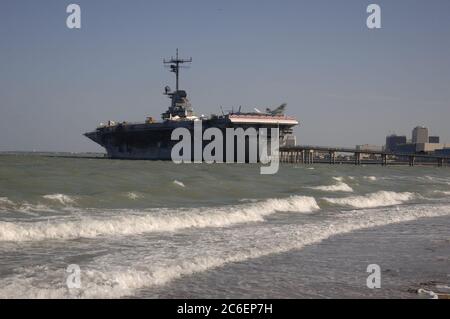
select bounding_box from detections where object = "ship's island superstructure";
[84,50,299,161]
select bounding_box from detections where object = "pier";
[279,145,450,167]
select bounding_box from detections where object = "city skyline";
[1,0,450,152]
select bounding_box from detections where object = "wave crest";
[0,196,319,242]
[173,180,185,188]
[433,190,450,196]
[2,203,449,298]
[323,191,415,208]
[125,192,141,200]
[310,182,354,193]
[0,197,14,207]
[43,194,76,205]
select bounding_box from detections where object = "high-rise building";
[412,126,429,144]
[385,135,407,152]
[429,136,440,143]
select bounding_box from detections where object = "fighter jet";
[266,103,287,115]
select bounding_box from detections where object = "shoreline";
[139,215,450,299]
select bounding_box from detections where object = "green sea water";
[0,153,449,298]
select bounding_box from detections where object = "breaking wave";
[1,203,449,298]
[0,197,56,215]
[309,182,353,193]
[173,180,185,188]
[433,190,450,196]
[307,177,353,193]
[0,196,319,242]
[16,203,56,214]
[0,197,15,212]
[323,191,416,208]
[125,192,141,200]
[43,194,76,205]
[0,197,14,206]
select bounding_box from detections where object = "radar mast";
[163,49,192,92]
[161,50,195,120]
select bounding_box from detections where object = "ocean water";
[0,153,449,298]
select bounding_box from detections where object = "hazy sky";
[1,0,449,152]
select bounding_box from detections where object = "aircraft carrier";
[84,50,299,161]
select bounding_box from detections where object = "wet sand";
[140,215,450,299]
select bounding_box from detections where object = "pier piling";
[354,153,361,165]
[279,145,450,167]
[382,154,388,166]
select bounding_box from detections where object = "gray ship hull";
[85,120,295,161]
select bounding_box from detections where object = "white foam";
[19,203,54,212]
[364,176,378,181]
[309,182,354,193]
[0,197,14,205]
[126,192,140,200]
[0,197,15,214]
[436,285,450,292]
[0,196,319,242]
[418,289,439,299]
[323,191,415,208]
[419,176,450,185]
[43,194,76,205]
[2,203,449,298]
[173,180,185,188]
[433,190,450,196]
[0,197,56,215]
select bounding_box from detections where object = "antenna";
[163,49,192,92]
